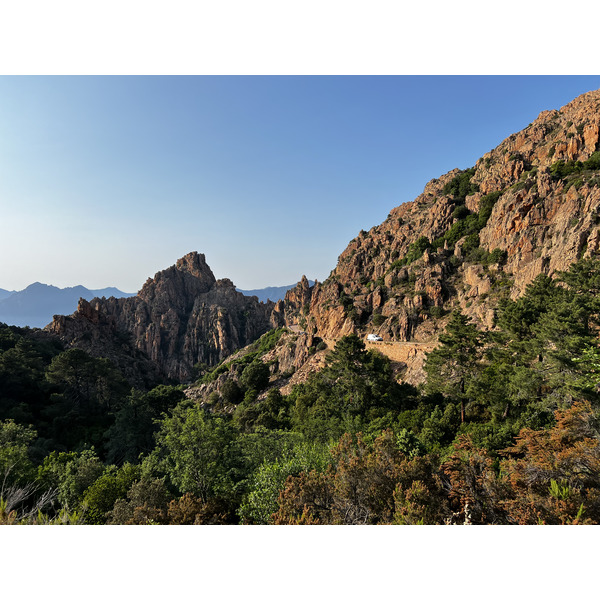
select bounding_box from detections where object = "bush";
[207,391,221,405]
[240,361,270,393]
[477,191,503,229]
[463,232,480,255]
[390,236,431,269]
[428,306,446,318]
[584,151,600,171]
[372,313,386,327]
[488,248,507,265]
[221,380,243,405]
[442,168,478,203]
[452,205,470,220]
[550,160,583,179]
[432,214,479,250]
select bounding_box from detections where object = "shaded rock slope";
[48,252,274,381]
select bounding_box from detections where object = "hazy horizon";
[2,76,600,292]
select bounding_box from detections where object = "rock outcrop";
[49,89,600,393]
[48,252,274,382]
[279,89,600,351]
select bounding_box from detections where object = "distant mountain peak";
[0,282,134,329]
[237,279,315,303]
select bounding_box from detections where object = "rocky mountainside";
[273,89,600,370]
[47,252,275,381]
[47,89,600,393]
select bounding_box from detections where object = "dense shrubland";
[2,258,600,524]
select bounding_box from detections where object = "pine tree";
[424,311,484,423]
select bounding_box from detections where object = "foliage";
[477,190,503,228]
[442,168,478,203]
[424,311,484,423]
[234,388,291,433]
[105,385,184,464]
[37,449,105,510]
[273,431,449,525]
[239,360,270,393]
[238,441,331,524]
[0,420,37,486]
[146,403,240,501]
[499,402,600,524]
[81,462,141,523]
[372,313,386,327]
[107,477,171,524]
[389,236,431,269]
[549,152,600,180]
[198,328,287,384]
[289,335,416,443]
[4,254,600,525]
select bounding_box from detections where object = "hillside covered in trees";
[2,258,600,524]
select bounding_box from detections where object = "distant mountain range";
[237,281,314,303]
[0,288,15,300]
[0,283,136,328]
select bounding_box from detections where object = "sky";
[1,75,600,293]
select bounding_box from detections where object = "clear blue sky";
[1,75,599,292]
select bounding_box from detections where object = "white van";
[367,334,383,342]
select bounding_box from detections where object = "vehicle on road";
[366,334,383,342]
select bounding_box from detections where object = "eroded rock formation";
[280,89,600,348]
[48,252,274,381]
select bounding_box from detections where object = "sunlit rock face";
[276,90,600,381]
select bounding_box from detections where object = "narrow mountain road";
[320,337,438,363]
[287,324,438,364]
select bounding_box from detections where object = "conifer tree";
[424,311,484,423]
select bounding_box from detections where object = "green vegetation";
[442,167,479,203]
[477,190,503,228]
[549,151,600,179]
[426,187,506,265]
[388,169,509,274]
[372,313,386,327]
[198,328,287,384]
[389,236,431,269]
[3,259,600,524]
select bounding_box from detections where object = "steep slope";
[250,89,598,387]
[0,283,135,328]
[277,90,600,343]
[47,252,275,381]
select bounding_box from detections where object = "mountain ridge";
[260,88,600,387]
[279,90,600,334]
[0,282,135,328]
[48,252,275,381]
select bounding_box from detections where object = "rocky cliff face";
[48,89,600,394]
[48,252,274,382]
[279,89,600,351]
